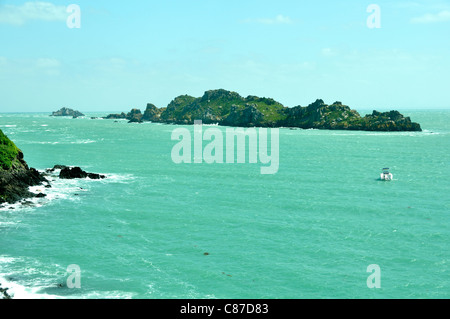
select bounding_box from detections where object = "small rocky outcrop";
[104,112,127,120]
[51,107,84,118]
[126,109,143,123]
[59,167,106,180]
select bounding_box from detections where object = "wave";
[0,255,137,299]
[0,276,61,299]
[71,139,96,144]
[0,256,62,299]
[100,173,136,184]
[20,139,97,145]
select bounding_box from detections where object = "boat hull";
[380,173,393,181]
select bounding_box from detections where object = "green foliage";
[161,90,289,126]
[0,129,19,170]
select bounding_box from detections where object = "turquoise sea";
[0,110,449,299]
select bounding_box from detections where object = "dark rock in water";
[87,173,106,180]
[59,167,106,180]
[51,107,84,117]
[104,112,127,120]
[0,284,12,299]
[60,167,87,179]
[35,193,46,198]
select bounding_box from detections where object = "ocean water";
[0,110,449,299]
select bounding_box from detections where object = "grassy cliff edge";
[0,129,47,205]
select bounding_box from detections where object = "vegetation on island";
[0,129,20,170]
[0,129,47,205]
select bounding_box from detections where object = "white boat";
[380,168,393,181]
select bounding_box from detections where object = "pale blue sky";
[0,0,449,112]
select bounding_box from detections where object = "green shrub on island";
[0,129,20,170]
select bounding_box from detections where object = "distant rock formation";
[104,112,127,120]
[51,107,85,118]
[103,89,422,132]
[280,99,422,131]
[0,129,48,205]
[103,108,146,123]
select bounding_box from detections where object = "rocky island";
[51,107,85,118]
[104,89,422,131]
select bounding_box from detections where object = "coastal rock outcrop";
[0,129,48,205]
[59,166,106,180]
[102,89,422,132]
[51,107,85,118]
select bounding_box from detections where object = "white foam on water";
[100,173,136,184]
[71,139,96,144]
[81,290,136,299]
[26,140,96,145]
[0,168,109,213]
[21,169,136,209]
[0,257,62,299]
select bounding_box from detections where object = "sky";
[0,0,449,112]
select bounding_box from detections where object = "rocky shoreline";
[0,129,48,205]
[1,129,106,208]
[104,89,422,131]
